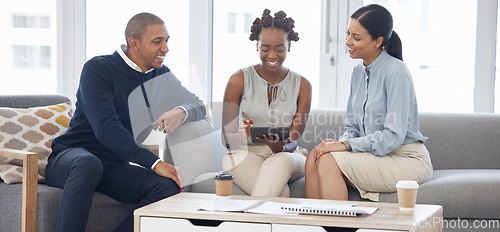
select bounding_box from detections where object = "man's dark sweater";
[50,51,205,169]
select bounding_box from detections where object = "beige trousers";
[222,144,307,197]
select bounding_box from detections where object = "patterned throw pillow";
[0,102,72,184]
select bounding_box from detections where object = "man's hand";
[152,108,186,133]
[153,161,184,190]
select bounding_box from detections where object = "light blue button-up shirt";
[339,50,428,156]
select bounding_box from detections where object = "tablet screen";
[250,127,290,143]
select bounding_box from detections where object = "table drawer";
[140,217,270,232]
[272,224,332,232]
[356,230,405,232]
[272,224,406,232]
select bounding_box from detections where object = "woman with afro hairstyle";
[220,9,312,197]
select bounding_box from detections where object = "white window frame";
[319,0,363,109]
[57,0,86,105]
[474,0,497,113]
[58,0,498,113]
[189,0,214,105]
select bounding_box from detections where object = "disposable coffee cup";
[214,173,233,197]
[396,180,419,211]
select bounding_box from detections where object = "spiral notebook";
[199,199,377,217]
[280,203,378,217]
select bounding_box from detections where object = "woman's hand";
[257,133,289,153]
[237,118,253,140]
[313,139,347,162]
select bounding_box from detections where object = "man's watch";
[342,140,352,152]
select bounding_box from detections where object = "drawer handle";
[188,219,223,227]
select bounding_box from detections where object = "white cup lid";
[396,180,419,189]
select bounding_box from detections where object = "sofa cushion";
[419,113,500,170]
[299,108,346,152]
[0,102,72,184]
[286,176,305,198]
[0,182,135,232]
[411,169,500,219]
[0,95,70,109]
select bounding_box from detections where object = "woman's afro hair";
[249,9,299,42]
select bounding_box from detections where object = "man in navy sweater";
[45,12,206,232]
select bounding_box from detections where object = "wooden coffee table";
[134,192,442,232]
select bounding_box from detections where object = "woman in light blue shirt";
[305,4,433,201]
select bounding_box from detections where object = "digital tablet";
[250,127,290,143]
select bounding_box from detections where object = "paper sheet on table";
[199,200,299,215]
[198,199,265,212]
